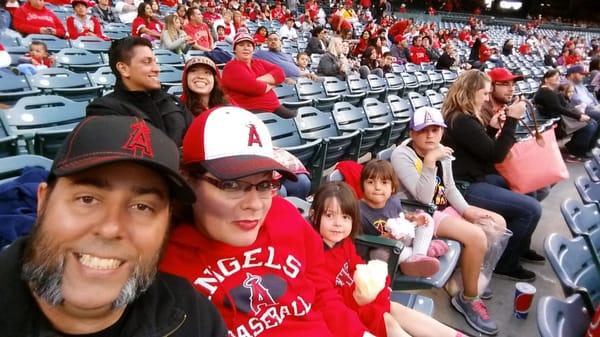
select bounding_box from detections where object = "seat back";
[387,94,413,121]
[367,74,388,92]
[90,66,116,88]
[400,72,419,90]
[425,89,444,109]
[575,175,600,205]
[427,70,444,89]
[584,159,600,182]
[408,92,431,111]
[154,49,184,66]
[54,48,105,72]
[331,102,370,131]
[441,69,458,85]
[346,74,369,94]
[167,85,183,96]
[295,107,340,140]
[70,36,110,53]
[30,68,102,101]
[362,97,393,124]
[0,71,40,105]
[413,71,431,92]
[544,233,600,311]
[322,76,351,96]
[385,73,405,95]
[34,129,73,159]
[4,95,86,134]
[22,34,70,52]
[537,294,591,337]
[0,154,53,184]
[158,65,183,86]
[404,62,418,73]
[561,198,600,237]
[295,78,327,100]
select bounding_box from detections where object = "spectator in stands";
[501,39,514,56]
[184,7,214,52]
[232,10,245,31]
[16,40,53,75]
[254,33,318,82]
[0,43,10,72]
[212,10,236,43]
[0,0,11,31]
[544,47,558,67]
[390,36,410,65]
[409,36,430,65]
[340,0,358,22]
[329,10,352,37]
[67,0,109,41]
[518,41,531,55]
[568,64,600,122]
[161,14,193,54]
[0,114,227,337]
[392,106,504,335]
[203,2,220,26]
[12,0,65,37]
[296,51,314,75]
[221,32,295,118]
[176,4,187,23]
[352,30,371,57]
[422,35,439,62]
[591,59,600,99]
[181,56,229,116]
[359,46,383,79]
[160,105,381,337]
[278,16,298,40]
[114,0,141,24]
[535,69,599,161]
[253,25,268,45]
[304,0,318,21]
[386,18,411,45]
[436,43,457,70]
[131,2,163,41]
[87,37,193,146]
[441,70,541,282]
[318,36,355,80]
[305,26,327,56]
[91,0,121,23]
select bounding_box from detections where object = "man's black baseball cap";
[51,115,196,204]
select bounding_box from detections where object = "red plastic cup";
[514,282,536,319]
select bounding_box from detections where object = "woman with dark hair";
[352,30,371,57]
[253,25,268,45]
[181,56,230,117]
[468,37,482,68]
[131,2,163,41]
[501,39,513,56]
[534,69,599,161]
[359,46,383,79]
[305,25,327,56]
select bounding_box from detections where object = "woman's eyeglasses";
[199,175,281,199]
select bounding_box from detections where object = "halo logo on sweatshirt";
[335,262,353,287]
[243,273,277,314]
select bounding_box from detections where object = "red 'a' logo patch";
[247,124,263,147]
[243,273,276,314]
[122,120,154,158]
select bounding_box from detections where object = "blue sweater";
[253,50,301,78]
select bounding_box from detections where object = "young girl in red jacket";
[310,181,465,337]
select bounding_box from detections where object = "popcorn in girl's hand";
[353,259,388,305]
[385,212,416,245]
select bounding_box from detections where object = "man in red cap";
[481,67,524,127]
[12,0,66,37]
[390,35,409,64]
[203,2,221,27]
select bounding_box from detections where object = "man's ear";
[37,182,49,215]
[116,61,130,79]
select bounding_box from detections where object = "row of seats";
[537,148,600,337]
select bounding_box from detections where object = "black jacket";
[86,81,193,147]
[0,237,228,337]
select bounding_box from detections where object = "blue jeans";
[463,174,542,272]
[565,120,599,156]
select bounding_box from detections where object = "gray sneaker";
[451,293,499,335]
[481,287,493,300]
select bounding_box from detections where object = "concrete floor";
[413,162,587,337]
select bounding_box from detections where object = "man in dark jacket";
[0,115,228,337]
[86,37,193,146]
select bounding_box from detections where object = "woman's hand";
[506,100,526,119]
[489,111,506,129]
[424,145,453,166]
[580,114,591,122]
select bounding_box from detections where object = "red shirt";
[387,20,410,40]
[66,15,108,40]
[131,16,163,36]
[409,45,430,64]
[184,22,212,50]
[305,2,318,19]
[221,58,285,112]
[330,14,352,33]
[271,7,284,21]
[518,43,531,55]
[12,3,65,37]
[564,54,580,66]
[160,197,369,337]
[254,33,267,45]
[323,238,391,337]
[479,44,491,62]
[203,12,221,26]
[459,30,471,42]
[160,0,177,7]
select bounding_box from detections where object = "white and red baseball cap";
[182,106,297,181]
[410,106,447,131]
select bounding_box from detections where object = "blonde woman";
[441,70,543,284]
[161,14,193,54]
[317,36,355,80]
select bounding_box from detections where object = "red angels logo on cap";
[122,119,154,158]
[247,123,263,147]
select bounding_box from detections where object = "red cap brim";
[200,155,298,181]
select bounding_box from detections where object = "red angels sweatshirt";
[12,3,66,37]
[323,237,391,337]
[160,197,369,337]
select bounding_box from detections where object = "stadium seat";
[575,175,600,207]
[22,34,70,53]
[413,71,432,93]
[425,89,444,110]
[29,68,103,102]
[407,91,431,111]
[273,84,312,109]
[0,112,19,158]
[387,94,413,124]
[0,154,52,184]
[366,74,388,101]
[90,66,116,90]
[70,36,110,53]
[322,76,366,106]
[544,233,600,312]
[347,74,385,99]
[331,101,390,159]
[167,85,183,96]
[158,65,183,89]
[256,112,321,180]
[0,71,41,105]
[0,32,20,47]
[399,72,419,93]
[309,53,322,71]
[560,198,600,265]
[34,129,72,159]
[404,63,418,73]
[537,294,591,337]
[584,160,600,182]
[376,146,395,161]
[54,48,106,73]
[441,70,458,86]
[384,73,405,97]
[295,78,340,111]
[391,63,406,74]
[6,46,28,66]
[294,107,360,191]
[440,87,449,97]
[362,98,406,148]
[427,70,444,90]
[154,49,185,68]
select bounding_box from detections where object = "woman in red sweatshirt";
[160,106,374,337]
[409,35,430,65]
[221,32,296,118]
[12,0,65,37]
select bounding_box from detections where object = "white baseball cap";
[182,106,297,181]
[410,106,447,131]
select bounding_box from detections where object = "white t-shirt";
[114,0,142,24]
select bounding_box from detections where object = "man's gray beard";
[22,213,160,309]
